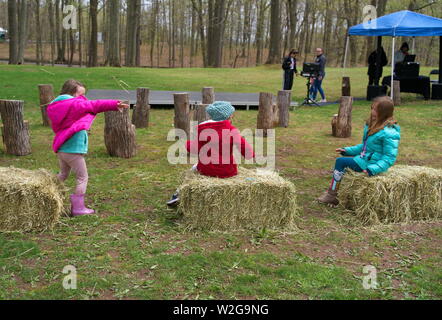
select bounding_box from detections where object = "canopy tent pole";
[375,36,383,85]
[343,36,350,74]
[439,36,442,84]
[412,36,416,53]
[391,37,396,99]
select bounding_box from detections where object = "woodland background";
[0,0,441,68]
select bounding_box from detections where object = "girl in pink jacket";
[47,80,129,217]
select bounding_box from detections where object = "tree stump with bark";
[174,93,191,137]
[192,104,210,124]
[257,92,274,137]
[393,80,401,106]
[333,96,353,138]
[0,100,31,156]
[342,77,351,97]
[202,87,215,104]
[331,114,338,137]
[277,90,291,128]
[132,88,150,128]
[104,106,136,158]
[38,84,55,127]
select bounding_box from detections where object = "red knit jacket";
[186,120,255,178]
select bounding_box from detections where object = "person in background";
[282,49,299,91]
[368,46,388,86]
[309,48,327,103]
[394,42,410,64]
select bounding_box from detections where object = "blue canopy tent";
[345,10,442,99]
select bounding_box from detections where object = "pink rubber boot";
[70,194,95,217]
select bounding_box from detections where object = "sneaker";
[320,99,327,103]
[167,192,180,207]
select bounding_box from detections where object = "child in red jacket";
[167,101,255,207]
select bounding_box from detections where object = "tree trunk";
[132,88,150,129]
[16,0,28,64]
[88,0,98,67]
[107,0,120,67]
[342,77,351,97]
[266,0,281,64]
[48,0,55,66]
[38,85,55,127]
[334,96,353,138]
[104,107,137,158]
[202,87,215,104]
[8,0,18,64]
[393,80,401,106]
[277,90,291,128]
[192,104,210,124]
[207,0,227,67]
[173,93,191,137]
[257,92,274,137]
[0,100,31,156]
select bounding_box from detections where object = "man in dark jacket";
[309,48,327,103]
[368,46,388,86]
[282,49,299,90]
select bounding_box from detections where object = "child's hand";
[117,101,129,112]
[363,170,370,176]
[336,148,345,154]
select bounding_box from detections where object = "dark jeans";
[283,70,295,90]
[334,157,363,173]
[310,76,325,100]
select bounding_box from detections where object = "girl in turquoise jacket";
[318,96,401,206]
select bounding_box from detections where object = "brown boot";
[317,189,339,206]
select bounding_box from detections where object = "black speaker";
[367,85,388,101]
[395,62,420,79]
[432,83,442,100]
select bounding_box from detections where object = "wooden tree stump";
[132,88,150,128]
[202,87,215,104]
[174,93,191,137]
[192,104,210,124]
[277,90,291,128]
[342,77,351,97]
[38,84,54,127]
[0,100,31,156]
[272,104,279,127]
[334,96,353,138]
[393,80,401,106]
[104,105,137,158]
[257,92,274,137]
[331,114,338,137]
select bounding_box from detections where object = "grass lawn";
[0,64,441,300]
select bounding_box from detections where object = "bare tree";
[266,0,281,64]
[7,0,19,64]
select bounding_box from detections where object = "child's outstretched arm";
[76,99,128,115]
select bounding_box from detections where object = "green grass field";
[0,64,441,300]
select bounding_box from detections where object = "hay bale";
[339,165,442,225]
[0,167,66,233]
[178,167,298,231]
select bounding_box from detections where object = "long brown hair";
[60,79,85,96]
[367,96,397,136]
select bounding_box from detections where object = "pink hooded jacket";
[47,95,120,153]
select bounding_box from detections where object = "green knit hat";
[206,101,235,121]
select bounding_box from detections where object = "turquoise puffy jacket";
[343,123,401,176]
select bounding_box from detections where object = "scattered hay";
[0,167,67,233]
[178,167,298,231]
[339,165,442,225]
